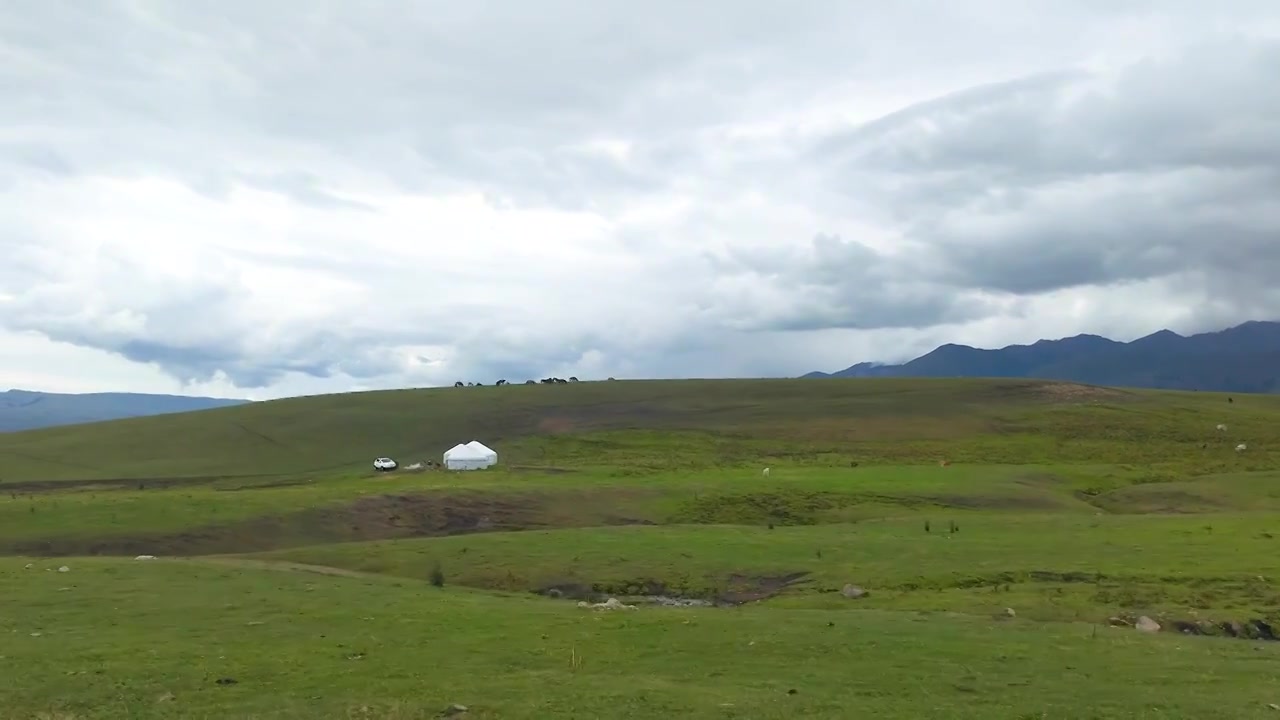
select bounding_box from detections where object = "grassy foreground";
[3,378,1280,717]
[4,558,1280,719]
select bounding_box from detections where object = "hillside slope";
[805,320,1280,393]
[0,389,248,432]
[2,377,1279,485]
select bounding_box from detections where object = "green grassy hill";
[5,378,1280,718]
[2,377,1277,484]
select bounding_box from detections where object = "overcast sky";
[3,2,1279,399]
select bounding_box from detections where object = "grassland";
[4,378,1280,718]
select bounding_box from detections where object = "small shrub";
[429,563,445,588]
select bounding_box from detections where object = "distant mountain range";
[803,320,1280,393]
[0,389,249,433]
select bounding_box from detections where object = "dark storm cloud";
[759,38,1280,331]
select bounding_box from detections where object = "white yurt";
[465,440,498,464]
[443,440,498,470]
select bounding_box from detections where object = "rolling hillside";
[3,377,1278,485]
[804,320,1280,393]
[7,376,1280,718]
[0,388,249,432]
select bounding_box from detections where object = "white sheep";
[762,467,770,477]
[1236,443,1248,452]
[1216,424,1228,432]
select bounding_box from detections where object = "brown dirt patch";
[4,488,653,557]
[535,571,811,605]
[199,558,386,580]
[719,571,810,604]
[920,493,1068,511]
[1086,488,1229,514]
[507,465,578,474]
[983,380,1131,404]
[535,579,673,602]
[1032,381,1130,402]
[1011,472,1069,488]
[0,475,244,494]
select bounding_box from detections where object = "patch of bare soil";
[1034,379,1136,399]
[0,475,246,494]
[1011,472,1069,488]
[507,465,578,474]
[535,579,671,602]
[920,493,1068,511]
[4,489,646,557]
[1084,488,1228,514]
[215,478,318,491]
[985,380,1131,403]
[719,571,810,604]
[200,558,386,580]
[1033,381,1131,402]
[535,571,811,606]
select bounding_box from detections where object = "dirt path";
[190,557,399,582]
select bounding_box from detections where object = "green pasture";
[3,558,1279,719]
[3,378,1280,717]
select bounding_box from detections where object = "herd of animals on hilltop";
[453,376,618,387]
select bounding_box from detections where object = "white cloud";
[2,1,1280,397]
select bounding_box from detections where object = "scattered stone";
[1135,616,1161,633]
[1003,607,1016,619]
[246,621,264,626]
[57,566,69,573]
[1267,703,1279,711]
[23,563,31,569]
[1251,619,1277,640]
[1171,620,1203,635]
[786,688,798,695]
[441,704,469,717]
[1108,616,1131,627]
[840,584,868,599]
[546,588,563,599]
[134,555,157,561]
[156,692,175,703]
[590,597,637,611]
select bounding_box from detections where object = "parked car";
[373,457,398,472]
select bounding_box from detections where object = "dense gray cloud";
[2,1,1280,397]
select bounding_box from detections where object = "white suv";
[373,457,398,472]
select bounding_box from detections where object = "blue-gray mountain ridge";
[0,389,249,432]
[804,320,1280,394]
